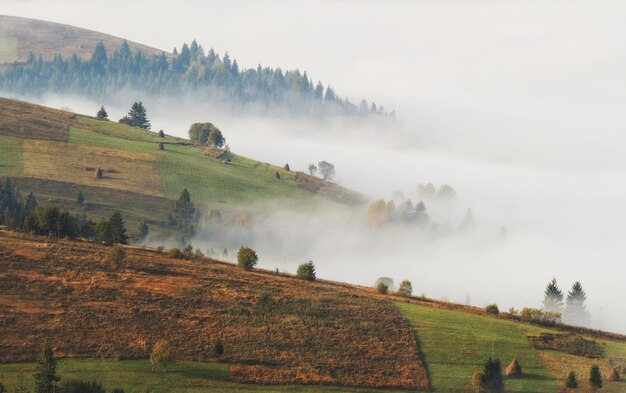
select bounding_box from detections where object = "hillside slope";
[0,15,169,63]
[0,230,427,390]
[0,97,363,239]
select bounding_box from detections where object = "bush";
[156,246,164,253]
[376,282,389,295]
[397,280,413,297]
[486,304,499,315]
[150,340,176,371]
[589,365,602,388]
[168,248,183,259]
[213,340,224,357]
[61,380,105,393]
[565,371,579,389]
[237,246,258,270]
[296,261,316,281]
[527,333,603,358]
[520,307,561,326]
[107,246,126,270]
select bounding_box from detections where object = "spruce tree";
[33,338,59,393]
[565,371,579,388]
[480,357,505,392]
[566,281,590,325]
[96,106,108,120]
[542,277,564,313]
[109,211,128,244]
[127,102,151,129]
[137,219,149,243]
[174,189,195,236]
[589,365,602,388]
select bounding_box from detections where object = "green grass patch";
[69,127,159,154]
[396,302,558,393]
[0,359,408,393]
[73,116,176,144]
[0,135,23,176]
[0,38,18,63]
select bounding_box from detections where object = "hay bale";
[158,142,164,150]
[283,163,290,171]
[94,167,103,179]
[505,358,522,377]
[158,130,165,138]
[607,367,621,382]
[275,171,281,179]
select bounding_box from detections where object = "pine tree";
[480,357,505,392]
[137,219,149,243]
[96,106,108,120]
[296,260,316,281]
[90,41,108,75]
[33,338,59,393]
[543,277,564,313]
[109,211,128,244]
[174,189,195,236]
[127,102,151,129]
[589,365,602,389]
[566,281,590,325]
[565,371,579,388]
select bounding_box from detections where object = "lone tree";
[397,280,413,297]
[124,102,151,129]
[158,130,165,138]
[96,106,108,120]
[308,164,317,176]
[237,246,258,270]
[565,371,579,388]
[109,211,128,244]
[33,338,59,393]
[479,358,505,393]
[376,282,388,294]
[589,365,602,389]
[566,281,590,325]
[174,188,196,237]
[188,122,224,147]
[318,161,335,181]
[543,277,564,313]
[150,340,176,372]
[296,260,316,281]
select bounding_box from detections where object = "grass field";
[0,135,23,176]
[0,359,410,393]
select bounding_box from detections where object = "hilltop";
[0,15,168,64]
[0,97,363,240]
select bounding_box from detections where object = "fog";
[2,0,626,333]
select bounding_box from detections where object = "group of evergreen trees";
[543,277,590,325]
[0,40,393,117]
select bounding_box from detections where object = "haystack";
[158,142,164,150]
[505,358,522,377]
[283,163,290,171]
[94,167,103,179]
[158,130,165,138]
[607,367,621,382]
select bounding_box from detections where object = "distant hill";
[0,97,364,240]
[0,15,169,64]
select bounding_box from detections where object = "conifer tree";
[127,102,151,129]
[565,371,579,388]
[109,211,128,244]
[566,281,590,325]
[33,338,59,393]
[96,106,108,120]
[542,277,564,313]
[589,365,602,389]
[137,219,149,243]
[174,189,195,236]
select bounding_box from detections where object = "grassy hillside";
[0,97,362,239]
[0,230,427,390]
[0,15,169,63]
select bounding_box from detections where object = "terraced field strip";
[396,301,557,393]
[0,135,24,176]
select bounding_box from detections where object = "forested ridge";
[0,40,393,117]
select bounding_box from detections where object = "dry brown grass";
[22,139,163,197]
[294,172,365,205]
[0,97,72,141]
[0,230,428,390]
[0,15,170,63]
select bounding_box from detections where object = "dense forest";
[0,40,392,117]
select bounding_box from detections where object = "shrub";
[374,277,395,291]
[168,248,183,259]
[62,380,105,393]
[508,307,519,317]
[107,246,126,270]
[486,304,500,315]
[376,282,388,295]
[194,248,204,258]
[565,371,579,388]
[237,246,258,270]
[157,142,164,150]
[156,246,164,253]
[296,260,316,281]
[183,244,194,258]
[213,340,224,357]
[150,340,176,371]
[158,130,165,138]
[397,280,413,297]
[589,365,602,388]
[520,307,561,326]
